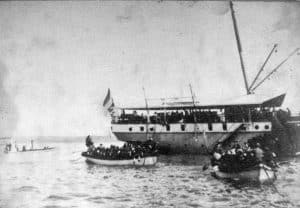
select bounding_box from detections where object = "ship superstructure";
[110,94,288,154]
[102,1,299,154]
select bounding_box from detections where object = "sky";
[0,0,299,137]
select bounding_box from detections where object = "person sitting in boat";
[4,143,12,152]
[263,147,278,168]
[215,143,254,173]
[211,143,223,167]
[254,143,264,163]
[15,142,19,152]
[85,139,159,160]
[244,142,251,151]
[211,151,222,167]
[4,144,9,152]
[30,140,34,150]
[142,138,158,156]
[85,135,93,147]
[85,135,95,153]
[215,139,279,174]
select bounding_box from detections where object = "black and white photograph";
[0,0,300,207]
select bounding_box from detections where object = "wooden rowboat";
[212,164,276,184]
[82,153,158,166]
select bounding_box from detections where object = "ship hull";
[113,131,266,154]
[112,122,271,154]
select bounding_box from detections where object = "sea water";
[0,137,299,208]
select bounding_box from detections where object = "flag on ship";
[103,88,115,114]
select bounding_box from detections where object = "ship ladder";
[272,113,295,154]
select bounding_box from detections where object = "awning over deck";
[219,93,286,107]
[119,93,286,111]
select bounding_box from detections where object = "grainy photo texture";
[0,0,300,207]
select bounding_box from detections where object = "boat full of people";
[81,136,159,166]
[210,139,277,184]
[212,164,275,184]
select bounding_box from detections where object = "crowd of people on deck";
[116,110,221,124]
[83,136,159,160]
[114,108,292,125]
[211,135,279,173]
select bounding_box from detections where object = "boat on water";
[4,146,55,153]
[82,136,158,166]
[16,147,55,153]
[101,1,300,155]
[3,140,54,153]
[82,152,157,166]
[212,164,276,184]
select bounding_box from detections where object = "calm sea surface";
[0,138,300,208]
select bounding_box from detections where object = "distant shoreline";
[0,135,119,143]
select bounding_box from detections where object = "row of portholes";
[128,124,270,132]
[129,124,216,132]
[129,127,154,132]
[181,123,217,131]
[255,124,270,130]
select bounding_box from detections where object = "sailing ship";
[103,1,300,154]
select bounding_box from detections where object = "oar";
[202,163,210,171]
[262,166,295,206]
[72,150,83,154]
[71,156,83,163]
[265,169,280,193]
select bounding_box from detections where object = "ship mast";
[251,48,300,92]
[189,84,198,137]
[229,1,250,95]
[248,44,278,91]
[142,87,150,140]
